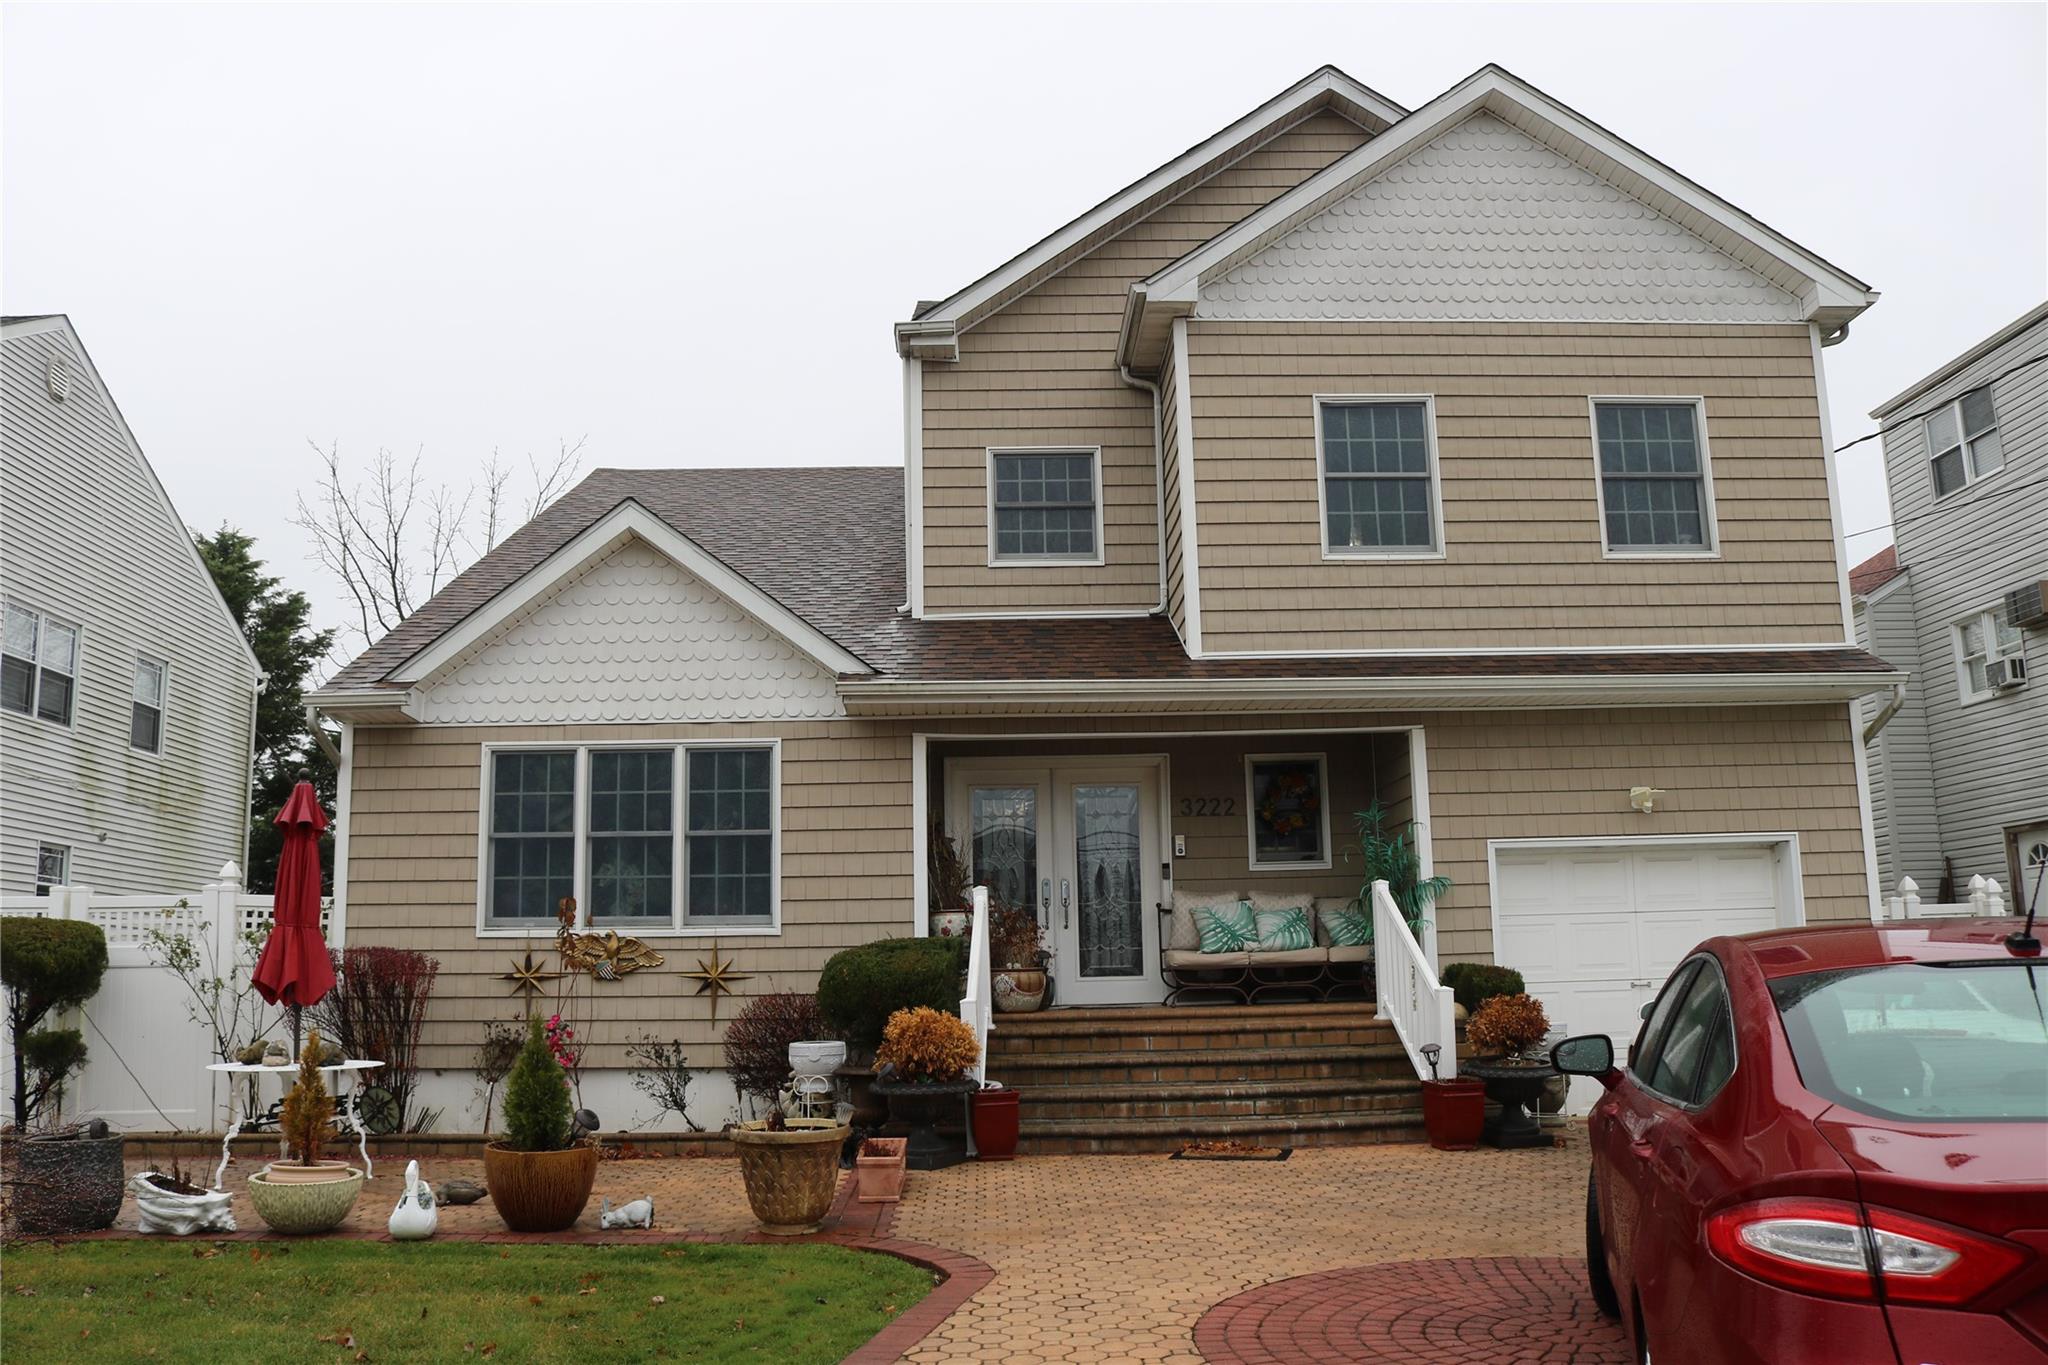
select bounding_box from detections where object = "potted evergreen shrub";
[870,1006,979,1170]
[246,1030,365,1234]
[483,1015,598,1231]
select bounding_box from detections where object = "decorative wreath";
[1256,770,1321,839]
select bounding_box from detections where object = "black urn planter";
[1461,1058,1557,1150]
[11,1130,127,1233]
[872,1078,976,1170]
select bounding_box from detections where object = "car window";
[1694,1011,1736,1104]
[1771,961,2048,1121]
[1631,960,1701,1081]
[1648,965,1732,1105]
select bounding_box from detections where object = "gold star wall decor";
[499,951,566,997]
[679,947,752,1022]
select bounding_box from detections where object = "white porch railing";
[1370,878,1457,1082]
[1886,875,2006,921]
[958,884,993,1085]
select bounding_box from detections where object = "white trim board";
[389,499,870,683]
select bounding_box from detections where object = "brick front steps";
[987,1002,1427,1154]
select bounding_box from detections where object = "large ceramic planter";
[1462,1058,1557,1150]
[970,1085,1021,1160]
[1421,1078,1486,1151]
[992,969,1048,1013]
[259,1160,355,1185]
[10,1132,127,1233]
[247,1168,365,1235]
[132,1173,236,1235]
[730,1121,850,1235]
[930,910,971,939]
[483,1140,599,1232]
[874,1078,976,1170]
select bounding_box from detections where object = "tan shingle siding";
[1187,321,1845,651]
[920,113,1373,613]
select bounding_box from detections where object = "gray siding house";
[0,316,261,896]
[1854,302,2048,912]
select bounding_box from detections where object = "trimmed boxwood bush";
[817,936,966,1053]
[1,917,108,1130]
[1440,962,1525,1016]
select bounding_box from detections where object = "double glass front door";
[947,761,1163,1007]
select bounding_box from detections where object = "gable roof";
[893,66,1407,359]
[1869,301,2048,420]
[1849,545,1906,599]
[0,314,263,678]
[1120,64,1878,368]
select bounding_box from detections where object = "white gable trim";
[1123,66,1876,366]
[389,500,871,683]
[895,67,1407,356]
[2,315,264,679]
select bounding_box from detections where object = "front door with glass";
[947,760,1164,1007]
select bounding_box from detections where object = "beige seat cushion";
[1245,947,1328,968]
[1327,944,1374,964]
[1246,890,1316,915]
[1169,889,1243,953]
[1165,949,1249,970]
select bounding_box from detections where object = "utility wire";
[1842,473,2048,542]
[1832,351,2048,455]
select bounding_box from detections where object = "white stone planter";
[131,1173,237,1235]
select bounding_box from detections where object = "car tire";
[1586,1171,1621,1318]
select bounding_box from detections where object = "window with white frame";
[1318,399,1440,554]
[35,843,70,896]
[1954,606,2025,702]
[131,657,167,754]
[484,743,777,932]
[1245,753,1332,871]
[1593,401,1714,552]
[989,450,1100,562]
[1925,385,2002,498]
[2,602,78,725]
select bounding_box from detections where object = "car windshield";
[1770,960,2048,1122]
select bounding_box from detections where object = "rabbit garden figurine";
[387,1160,438,1240]
[598,1196,654,1230]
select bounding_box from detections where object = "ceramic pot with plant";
[730,1110,850,1234]
[987,902,1049,1014]
[927,824,973,938]
[871,1006,980,1170]
[483,1016,598,1232]
[1463,993,1557,1149]
[132,1161,236,1235]
[246,1030,365,1234]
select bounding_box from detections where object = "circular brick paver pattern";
[1194,1256,1632,1364]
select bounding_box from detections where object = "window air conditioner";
[1985,656,2028,690]
[2006,580,2048,629]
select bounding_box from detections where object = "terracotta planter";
[970,1086,1021,1160]
[247,1168,364,1235]
[992,968,1048,1013]
[259,1160,355,1185]
[1421,1078,1486,1151]
[730,1121,850,1235]
[11,1132,127,1234]
[482,1140,599,1232]
[854,1136,908,1203]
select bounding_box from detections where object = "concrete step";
[1017,1108,1427,1156]
[992,1043,1414,1087]
[1024,1076,1421,1123]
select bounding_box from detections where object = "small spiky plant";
[1351,800,1453,936]
[279,1029,336,1166]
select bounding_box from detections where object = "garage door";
[1493,840,1792,1112]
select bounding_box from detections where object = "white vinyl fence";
[1885,874,2007,922]
[0,863,333,1132]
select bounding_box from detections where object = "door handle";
[1060,878,1072,930]
[1040,878,1052,925]
[1629,980,1653,989]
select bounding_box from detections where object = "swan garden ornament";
[387,1160,438,1240]
[599,1197,654,1230]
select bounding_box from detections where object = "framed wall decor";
[1245,753,1332,871]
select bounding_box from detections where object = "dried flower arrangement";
[1466,992,1552,1059]
[721,992,827,1110]
[987,900,1048,970]
[928,824,971,913]
[873,1006,979,1083]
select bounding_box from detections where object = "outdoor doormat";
[1171,1140,1292,1162]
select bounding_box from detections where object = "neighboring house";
[1853,302,2048,913]
[0,315,263,896]
[312,64,1897,1129]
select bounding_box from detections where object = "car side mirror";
[1552,1034,1616,1078]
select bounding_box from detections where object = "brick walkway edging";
[52,1174,994,1365]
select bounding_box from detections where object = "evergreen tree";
[195,528,339,892]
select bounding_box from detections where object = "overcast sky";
[6,3,2044,664]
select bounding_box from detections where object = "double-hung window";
[989,449,1101,564]
[483,743,778,933]
[34,843,70,897]
[1925,385,2001,497]
[1954,605,2025,703]
[131,657,167,754]
[1,602,78,726]
[1592,400,1715,553]
[1317,398,1441,555]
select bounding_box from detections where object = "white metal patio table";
[204,1059,385,1190]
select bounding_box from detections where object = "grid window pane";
[1931,447,1966,497]
[1925,407,1960,454]
[3,605,36,660]
[133,659,165,708]
[1596,403,1709,548]
[992,453,1097,559]
[1959,386,1997,437]
[488,750,575,923]
[1321,402,1435,551]
[590,750,673,921]
[685,747,773,924]
[39,622,76,675]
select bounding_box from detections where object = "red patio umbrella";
[252,773,335,1045]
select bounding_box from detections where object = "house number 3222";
[1179,797,1237,817]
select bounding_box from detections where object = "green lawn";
[0,1239,931,1363]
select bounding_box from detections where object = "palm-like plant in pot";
[246,1030,365,1234]
[482,1015,598,1232]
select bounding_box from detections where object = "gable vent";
[44,353,71,403]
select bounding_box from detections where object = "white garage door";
[1493,840,1793,1112]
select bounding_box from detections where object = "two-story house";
[312,65,1896,1135]
[1853,302,2048,914]
[1,315,263,896]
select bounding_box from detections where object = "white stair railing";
[1886,875,2006,921]
[1371,879,1458,1082]
[958,884,993,1084]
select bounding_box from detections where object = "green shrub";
[817,937,965,1053]
[500,1016,573,1152]
[1,918,109,1129]
[1440,962,1526,1015]
[21,1027,88,1121]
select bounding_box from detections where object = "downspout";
[306,702,341,765]
[1119,364,1169,616]
[1820,321,1852,348]
[1862,680,1907,744]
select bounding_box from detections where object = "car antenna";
[2008,858,2045,957]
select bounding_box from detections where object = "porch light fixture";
[1630,786,1665,815]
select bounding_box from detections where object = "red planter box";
[970,1086,1021,1160]
[1422,1078,1486,1151]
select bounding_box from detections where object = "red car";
[1555,918,2048,1364]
